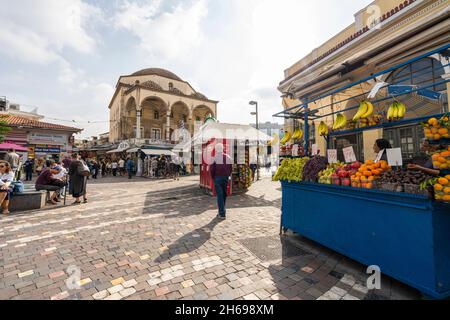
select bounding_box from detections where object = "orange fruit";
[365,183,373,189]
[380,163,388,170]
[444,187,450,194]
[435,184,444,191]
[368,176,375,181]
[432,154,440,161]
[366,160,374,165]
[441,151,450,157]
[431,127,438,134]
[445,175,450,180]
[438,128,449,135]
[438,157,447,163]
[364,171,373,177]
[443,195,450,202]
[428,118,438,126]
[433,161,441,168]
[438,178,449,186]
[424,128,432,135]
[434,134,441,140]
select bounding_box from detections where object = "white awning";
[136,149,175,156]
[191,122,272,146]
[106,148,123,154]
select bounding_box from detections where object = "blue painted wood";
[281,181,450,299]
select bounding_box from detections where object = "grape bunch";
[302,156,329,182]
[273,157,310,182]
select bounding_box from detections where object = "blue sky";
[0,0,372,138]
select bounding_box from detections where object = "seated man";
[35,165,65,205]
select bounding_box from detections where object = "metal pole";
[304,105,309,155]
[256,103,260,181]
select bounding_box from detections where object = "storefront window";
[152,129,161,140]
[330,133,363,163]
[383,124,424,162]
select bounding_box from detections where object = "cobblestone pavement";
[0,176,421,300]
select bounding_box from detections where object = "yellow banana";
[361,101,374,119]
[397,102,406,119]
[353,101,368,121]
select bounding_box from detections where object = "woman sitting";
[35,163,65,205]
[0,160,15,215]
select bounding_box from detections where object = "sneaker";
[217,215,226,220]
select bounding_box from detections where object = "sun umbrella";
[0,142,29,152]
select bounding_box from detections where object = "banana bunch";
[332,113,347,131]
[353,101,374,121]
[291,129,304,141]
[387,101,406,121]
[318,121,329,136]
[280,131,292,145]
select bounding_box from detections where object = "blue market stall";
[273,45,450,299]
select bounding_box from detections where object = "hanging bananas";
[280,131,292,145]
[353,101,374,121]
[291,129,304,141]
[332,113,347,131]
[387,101,407,121]
[319,121,329,136]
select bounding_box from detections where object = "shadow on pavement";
[154,217,224,263]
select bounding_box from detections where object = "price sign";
[386,148,403,167]
[343,146,357,163]
[374,150,384,163]
[292,145,299,157]
[327,149,338,164]
[311,144,319,156]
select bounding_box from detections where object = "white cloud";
[0,0,100,63]
[115,0,208,60]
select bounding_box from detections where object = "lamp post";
[249,101,260,181]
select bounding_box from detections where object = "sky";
[0,0,373,139]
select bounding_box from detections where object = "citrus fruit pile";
[434,175,450,203]
[351,160,391,189]
[431,147,450,170]
[423,116,450,141]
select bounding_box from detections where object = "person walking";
[210,143,232,220]
[118,158,125,176]
[24,157,34,181]
[101,161,107,177]
[126,157,134,179]
[111,160,118,177]
[68,153,87,205]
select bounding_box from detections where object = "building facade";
[278,0,449,162]
[108,68,218,148]
[0,112,82,161]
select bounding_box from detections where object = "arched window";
[196,116,201,122]
[168,83,174,91]
[386,57,446,91]
[154,111,159,120]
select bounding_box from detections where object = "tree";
[0,119,11,143]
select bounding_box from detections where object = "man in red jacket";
[210,143,233,219]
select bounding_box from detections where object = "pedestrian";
[24,157,34,181]
[62,156,72,169]
[126,157,134,179]
[4,149,20,172]
[68,153,87,205]
[101,161,107,177]
[171,157,180,181]
[151,157,158,178]
[35,157,45,177]
[119,158,125,176]
[210,143,232,220]
[0,160,15,215]
[250,163,257,181]
[92,161,100,179]
[111,160,118,177]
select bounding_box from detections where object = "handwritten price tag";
[327,149,338,164]
[374,150,384,163]
[311,144,319,156]
[292,145,299,156]
[386,148,403,167]
[343,146,356,163]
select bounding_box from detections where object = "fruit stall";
[273,45,450,299]
[192,121,271,196]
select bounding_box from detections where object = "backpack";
[12,181,25,194]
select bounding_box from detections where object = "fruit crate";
[403,184,430,197]
[380,182,402,192]
[435,190,450,204]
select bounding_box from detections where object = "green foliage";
[0,120,11,143]
[273,157,310,182]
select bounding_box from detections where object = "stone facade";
[108,68,218,144]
